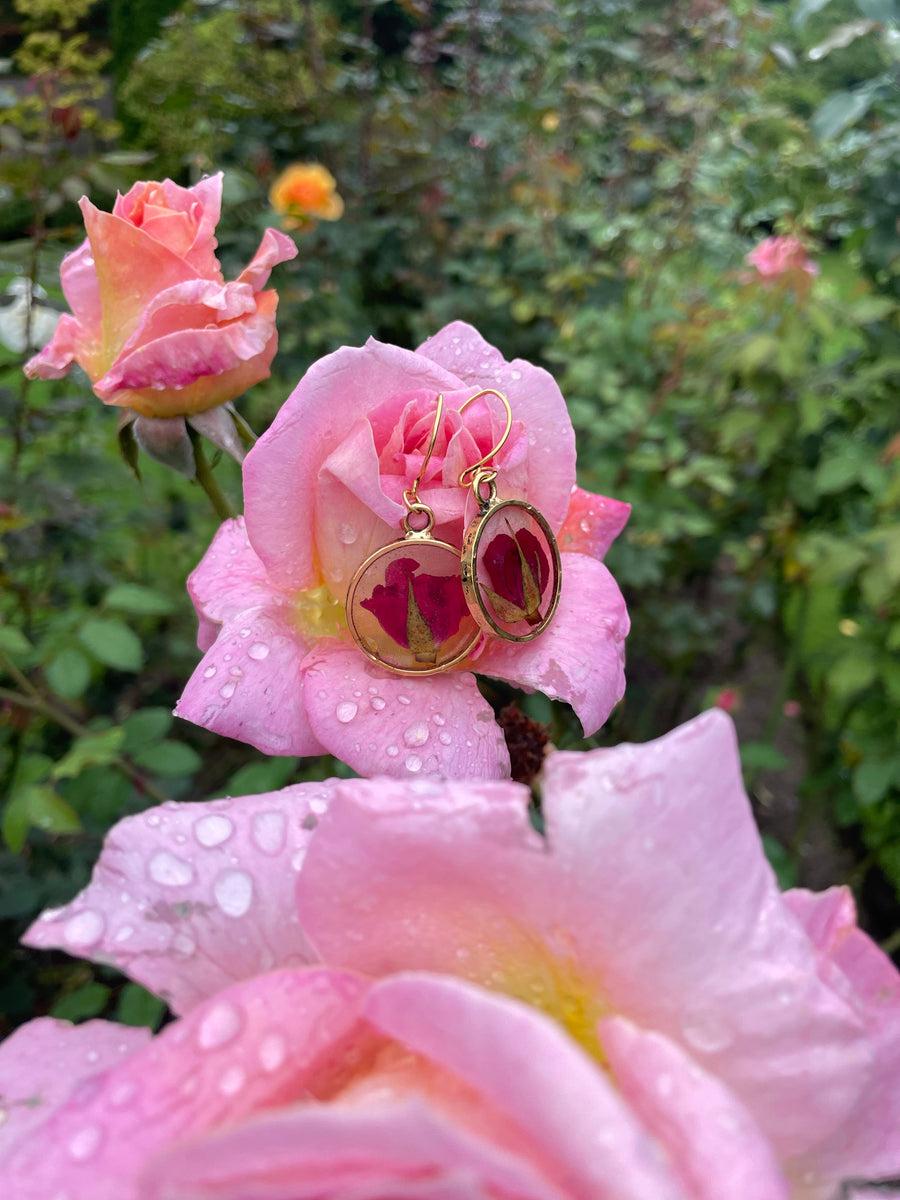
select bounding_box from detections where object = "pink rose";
[24,174,297,421]
[174,321,631,779]
[13,712,900,1198]
[746,235,819,280]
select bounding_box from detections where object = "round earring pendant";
[461,499,561,642]
[347,537,482,675]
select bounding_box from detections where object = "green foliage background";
[0,0,898,1032]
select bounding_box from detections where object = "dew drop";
[148,850,195,887]
[432,713,446,726]
[240,628,250,639]
[259,1032,287,1072]
[197,1000,242,1050]
[397,694,411,705]
[252,809,287,855]
[405,754,423,773]
[113,925,134,943]
[68,1125,102,1162]
[403,721,429,747]
[335,701,358,724]
[203,665,217,679]
[218,1066,246,1095]
[510,368,522,380]
[213,869,254,917]
[248,642,270,660]
[370,696,386,711]
[64,910,105,948]
[439,731,452,745]
[194,814,234,848]
[386,744,399,758]
[109,1081,137,1108]
[219,681,236,700]
[338,523,358,545]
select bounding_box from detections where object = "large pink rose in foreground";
[24,174,297,420]
[12,712,900,1197]
[174,321,631,779]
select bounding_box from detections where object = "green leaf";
[853,757,899,807]
[812,88,876,141]
[793,0,835,26]
[104,584,175,617]
[52,727,126,780]
[132,740,202,777]
[814,453,862,495]
[827,653,877,698]
[116,982,167,1030]
[0,625,32,657]
[122,707,173,752]
[50,982,111,1022]
[740,742,789,772]
[44,647,91,700]
[2,784,82,850]
[219,757,300,798]
[761,834,798,889]
[78,617,143,672]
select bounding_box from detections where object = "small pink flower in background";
[9,712,900,1197]
[25,173,297,472]
[746,235,819,281]
[174,321,631,780]
[713,685,741,714]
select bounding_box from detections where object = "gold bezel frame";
[460,498,562,642]
[345,533,482,676]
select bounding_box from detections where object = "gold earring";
[458,388,561,642]
[345,394,481,675]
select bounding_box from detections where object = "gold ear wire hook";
[403,393,444,514]
[457,388,513,488]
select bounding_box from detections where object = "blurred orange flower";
[269,163,344,230]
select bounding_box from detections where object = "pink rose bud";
[24,174,297,420]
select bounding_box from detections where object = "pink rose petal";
[477,552,628,735]
[301,643,510,779]
[0,969,370,1199]
[0,1018,150,1159]
[176,605,326,757]
[237,226,299,291]
[601,1016,790,1200]
[186,516,273,651]
[417,321,576,530]
[366,973,691,1200]
[23,785,334,1013]
[557,485,631,559]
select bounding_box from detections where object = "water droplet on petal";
[338,523,358,545]
[148,850,195,887]
[203,665,217,679]
[336,701,358,723]
[386,744,399,758]
[172,932,196,957]
[64,910,105,948]
[198,1000,243,1050]
[68,1124,102,1161]
[510,368,522,380]
[113,925,134,943]
[405,754,423,773]
[682,1010,733,1054]
[109,1081,137,1108]
[219,681,236,700]
[194,814,233,848]
[218,1065,246,1095]
[252,810,286,855]
[370,696,386,711]
[397,694,411,705]
[259,1032,287,1072]
[403,721,429,747]
[438,731,452,745]
[213,869,254,917]
[432,713,446,726]
[248,642,269,660]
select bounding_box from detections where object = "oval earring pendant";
[461,475,561,642]
[347,508,481,675]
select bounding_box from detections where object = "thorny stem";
[0,652,170,808]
